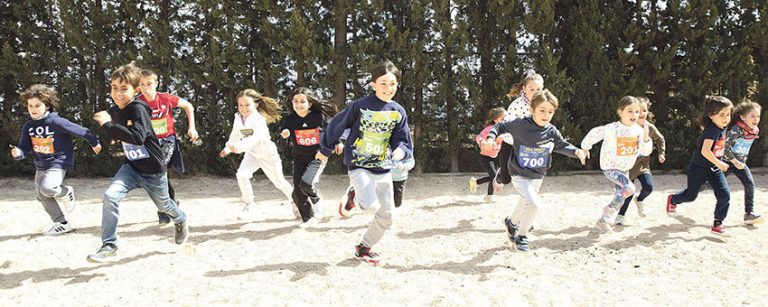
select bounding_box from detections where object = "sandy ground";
[0,171,767,306]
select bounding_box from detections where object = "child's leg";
[360,171,395,248]
[706,169,731,224]
[732,165,755,214]
[235,154,261,204]
[509,176,543,237]
[636,173,654,201]
[671,163,709,205]
[292,158,314,221]
[604,170,635,210]
[393,180,406,208]
[259,155,294,203]
[617,179,637,216]
[102,164,141,245]
[139,172,186,224]
[477,156,497,195]
[497,143,513,185]
[299,159,326,202]
[35,169,68,223]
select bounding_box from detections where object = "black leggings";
[497,142,513,185]
[475,155,498,195]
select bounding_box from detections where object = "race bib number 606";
[295,128,320,146]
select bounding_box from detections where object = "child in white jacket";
[582,96,652,233]
[220,89,295,220]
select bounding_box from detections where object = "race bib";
[151,118,169,135]
[359,131,389,155]
[713,139,726,158]
[295,128,320,146]
[240,129,254,138]
[616,136,639,156]
[517,145,549,168]
[122,143,150,161]
[31,137,54,154]
[732,138,753,156]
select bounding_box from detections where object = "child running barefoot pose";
[470,107,505,203]
[317,60,413,266]
[279,87,339,227]
[483,89,586,251]
[11,84,101,235]
[666,96,734,236]
[220,89,295,221]
[581,96,653,234]
[616,97,666,225]
[723,100,764,225]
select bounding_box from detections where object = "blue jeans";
[618,173,654,216]
[725,162,755,214]
[671,162,730,222]
[101,164,186,245]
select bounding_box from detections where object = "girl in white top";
[581,96,652,233]
[220,89,295,220]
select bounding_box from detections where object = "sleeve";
[650,124,666,156]
[320,102,357,156]
[388,109,413,159]
[224,116,240,149]
[486,121,512,142]
[56,117,100,147]
[723,126,742,161]
[580,124,608,150]
[476,126,489,145]
[638,130,653,156]
[103,105,153,145]
[15,123,32,160]
[551,128,579,158]
[166,93,181,108]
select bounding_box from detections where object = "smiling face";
[292,93,311,117]
[740,109,761,129]
[637,102,649,125]
[618,103,641,126]
[522,80,543,101]
[110,79,138,109]
[27,97,48,120]
[139,77,158,99]
[237,96,257,118]
[709,107,732,129]
[371,72,398,102]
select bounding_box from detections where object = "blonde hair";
[530,89,559,110]
[140,69,159,82]
[236,89,282,124]
[506,69,544,100]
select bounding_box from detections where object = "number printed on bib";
[616,136,639,156]
[151,118,169,135]
[517,145,549,168]
[31,137,54,154]
[732,138,753,156]
[295,128,320,146]
[713,139,726,158]
[122,143,150,161]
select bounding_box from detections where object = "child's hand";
[581,147,591,160]
[658,154,666,164]
[333,143,344,155]
[642,122,651,142]
[187,128,199,142]
[93,111,111,126]
[92,144,102,155]
[315,151,328,162]
[392,147,405,161]
[575,149,587,165]
[219,149,228,158]
[227,144,237,153]
[9,145,21,158]
[280,129,290,139]
[717,161,729,172]
[733,160,746,170]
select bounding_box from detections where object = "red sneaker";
[710,224,731,237]
[666,194,677,217]
[338,186,356,217]
[355,244,380,266]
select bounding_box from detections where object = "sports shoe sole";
[355,256,380,266]
[666,194,677,217]
[745,216,766,225]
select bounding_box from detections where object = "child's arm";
[485,121,512,143]
[177,99,199,141]
[318,103,357,161]
[552,129,587,165]
[701,139,729,171]
[389,110,412,161]
[580,124,607,151]
[650,124,666,163]
[220,116,240,157]
[638,125,654,156]
[55,117,102,154]
[94,106,153,145]
[723,126,745,169]
[11,124,32,160]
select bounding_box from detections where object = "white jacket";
[225,112,279,158]
[581,121,652,171]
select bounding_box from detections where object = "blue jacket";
[16,112,100,170]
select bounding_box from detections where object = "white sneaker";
[311,199,324,220]
[595,218,613,233]
[291,203,302,220]
[635,199,646,217]
[615,215,626,226]
[298,217,319,228]
[57,186,76,213]
[237,203,256,221]
[469,177,478,194]
[43,222,73,236]
[484,195,495,203]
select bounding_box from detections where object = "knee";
[236,172,251,181]
[298,181,315,196]
[38,185,58,198]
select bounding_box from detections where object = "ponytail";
[506,69,544,100]
[237,89,283,124]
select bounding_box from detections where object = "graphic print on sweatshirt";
[351,109,402,168]
[29,125,55,154]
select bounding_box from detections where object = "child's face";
[618,103,641,126]
[493,114,504,124]
[637,102,649,125]
[110,79,138,109]
[371,73,398,102]
[530,101,556,126]
[292,94,311,116]
[27,97,48,120]
[709,107,732,129]
[523,80,543,100]
[139,77,158,97]
[237,96,257,118]
[740,109,761,129]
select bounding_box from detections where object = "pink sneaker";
[338,186,356,217]
[666,194,677,217]
[710,224,731,237]
[492,174,504,193]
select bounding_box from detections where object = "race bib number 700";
[517,145,549,168]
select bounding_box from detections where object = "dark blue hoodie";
[16,112,100,170]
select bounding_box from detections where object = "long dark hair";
[699,95,733,128]
[284,87,338,118]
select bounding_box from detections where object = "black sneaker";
[87,243,118,263]
[504,217,519,240]
[338,186,356,217]
[174,221,189,244]
[514,236,530,252]
[158,199,180,225]
[354,244,380,266]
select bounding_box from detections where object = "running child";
[220,89,295,220]
[581,96,653,233]
[470,107,505,203]
[616,97,666,225]
[89,62,188,262]
[137,69,199,225]
[317,60,413,266]
[723,100,764,225]
[666,96,734,236]
[10,84,101,235]
[279,87,339,227]
[483,89,586,251]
